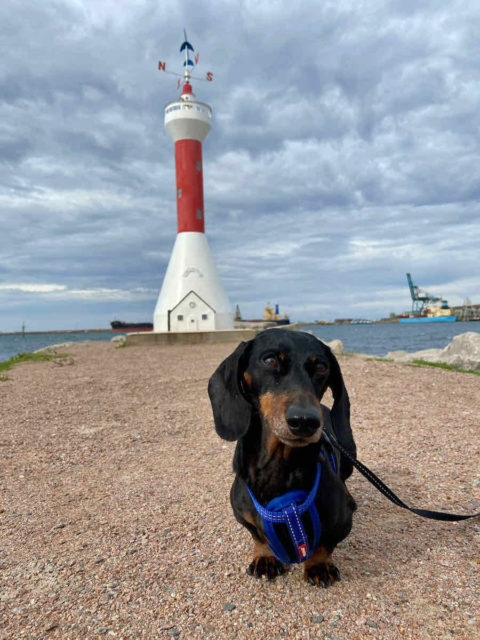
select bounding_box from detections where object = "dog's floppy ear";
[208,340,253,441]
[327,348,357,479]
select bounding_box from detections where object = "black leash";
[322,430,480,522]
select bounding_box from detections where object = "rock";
[45,623,59,632]
[318,338,345,355]
[51,357,75,366]
[386,331,480,371]
[386,348,443,363]
[441,331,480,370]
[386,350,407,359]
[312,615,324,623]
[223,602,236,611]
[111,335,126,345]
[35,343,74,354]
[327,339,345,355]
[412,348,445,362]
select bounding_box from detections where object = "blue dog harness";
[246,453,337,565]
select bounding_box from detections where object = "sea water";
[308,320,480,356]
[0,331,117,362]
[1,321,480,362]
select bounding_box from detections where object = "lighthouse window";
[196,160,201,171]
[178,188,182,198]
[202,314,208,320]
[177,315,184,321]
[196,209,202,219]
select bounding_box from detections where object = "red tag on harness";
[297,544,308,558]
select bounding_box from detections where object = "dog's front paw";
[304,562,340,587]
[247,555,286,580]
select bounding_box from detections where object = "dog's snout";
[286,405,321,437]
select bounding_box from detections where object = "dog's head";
[208,330,354,468]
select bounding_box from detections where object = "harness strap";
[247,462,324,563]
[246,463,322,521]
[322,430,480,522]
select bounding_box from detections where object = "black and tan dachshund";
[208,328,357,587]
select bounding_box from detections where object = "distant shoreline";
[0,329,112,336]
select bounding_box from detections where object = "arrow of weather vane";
[158,29,213,87]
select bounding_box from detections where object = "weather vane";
[158,29,213,89]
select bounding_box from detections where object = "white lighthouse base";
[153,232,234,332]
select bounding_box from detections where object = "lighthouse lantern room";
[154,34,233,332]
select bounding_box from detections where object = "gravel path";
[1,340,479,639]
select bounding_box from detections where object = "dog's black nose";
[286,405,321,437]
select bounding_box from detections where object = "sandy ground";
[0,340,479,640]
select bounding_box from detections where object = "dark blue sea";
[1,321,480,362]
[0,331,117,362]
[307,320,480,357]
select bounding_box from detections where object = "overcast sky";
[1,0,479,331]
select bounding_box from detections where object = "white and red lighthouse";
[154,36,233,332]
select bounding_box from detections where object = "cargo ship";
[400,273,457,322]
[110,321,153,332]
[234,303,290,327]
[398,315,457,323]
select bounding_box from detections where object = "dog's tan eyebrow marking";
[279,352,286,362]
[244,372,252,387]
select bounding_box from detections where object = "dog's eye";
[262,355,279,368]
[313,361,328,374]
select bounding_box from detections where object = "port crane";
[406,273,445,314]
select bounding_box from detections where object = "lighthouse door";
[186,314,198,331]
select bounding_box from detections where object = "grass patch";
[0,352,69,372]
[0,373,8,381]
[368,357,394,363]
[411,359,480,375]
